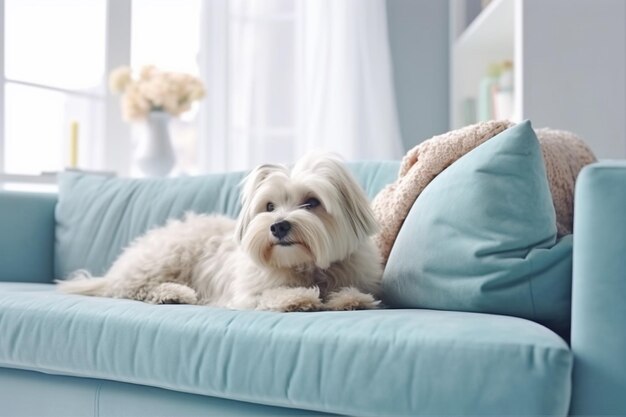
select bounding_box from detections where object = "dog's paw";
[146,283,198,305]
[324,287,380,311]
[257,287,323,312]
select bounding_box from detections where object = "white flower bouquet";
[109,65,205,121]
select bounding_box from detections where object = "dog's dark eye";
[303,197,320,210]
[266,202,275,212]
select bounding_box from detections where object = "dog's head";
[235,154,378,270]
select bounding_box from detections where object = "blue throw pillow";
[382,121,572,338]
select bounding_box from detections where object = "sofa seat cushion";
[0,283,572,416]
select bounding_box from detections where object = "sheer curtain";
[199,0,403,172]
[297,0,403,160]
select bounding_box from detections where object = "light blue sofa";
[0,160,623,417]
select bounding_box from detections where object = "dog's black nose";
[270,220,291,239]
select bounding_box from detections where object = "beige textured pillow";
[372,121,596,263]
[536,127,597,236]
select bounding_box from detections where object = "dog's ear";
[296,155,379,240]
[330,162,379,240]
[235,164,284,243]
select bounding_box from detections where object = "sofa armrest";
[0,191,57,283]
[570,161,626,415]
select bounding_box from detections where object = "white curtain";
[199,0,403,172]
[227,0,297,170]
[297,0,404,161]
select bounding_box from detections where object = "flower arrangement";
[109,65,205,121]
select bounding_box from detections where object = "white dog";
[58,155,383,312]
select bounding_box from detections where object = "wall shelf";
[456,0,513,54]
[449,0,626,158]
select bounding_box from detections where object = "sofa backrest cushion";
[382,121,573,338]
[0,192,57,283]
[54,161,399,279]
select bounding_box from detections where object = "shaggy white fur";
[57,155,383,312]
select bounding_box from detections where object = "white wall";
[386,0,450,152]
[520,0,626,159]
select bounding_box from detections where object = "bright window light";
[5,0,106,91]
[131,0,201,75]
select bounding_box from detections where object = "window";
[0,0,202,178]
[2,0,106,175]
[1,0,401,181]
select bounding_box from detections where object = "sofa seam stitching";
[94,381,102,417]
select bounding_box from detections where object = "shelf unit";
[449,0,626,158]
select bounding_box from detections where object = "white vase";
[134,111,175,177]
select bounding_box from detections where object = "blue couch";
[0,161,623,417]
